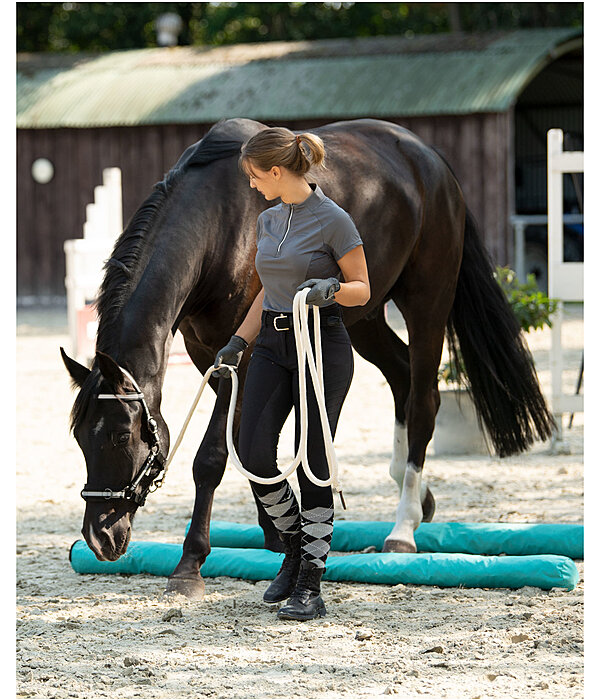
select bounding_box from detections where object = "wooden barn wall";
[17,112,512,300]
[17,124,211,301]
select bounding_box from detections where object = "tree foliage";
[17,2,583,54]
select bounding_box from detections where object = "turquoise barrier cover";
[69,540,183,577]
[70,540,579,590]
[198,520,584,559]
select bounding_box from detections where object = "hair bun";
[239,127,326,177]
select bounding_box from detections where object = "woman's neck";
[280,178,313,205]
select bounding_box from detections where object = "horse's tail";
[446,208,556,457]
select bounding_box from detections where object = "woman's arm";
[333,245,370,307]
[235,287,265,343]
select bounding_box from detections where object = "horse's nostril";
[83,516,131,562]
[84,519,110,552]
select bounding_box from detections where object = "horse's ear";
[95,351,125,389]
[60,347,91,388]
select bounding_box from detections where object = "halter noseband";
[80,364,166,508]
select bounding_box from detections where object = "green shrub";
[493,266,557,333]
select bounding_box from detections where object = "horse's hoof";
[164,575,205,599]
[421,487,436,523]
[382,538,417,553]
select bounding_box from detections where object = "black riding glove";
[296,277,341,306]
[213,335,248,378]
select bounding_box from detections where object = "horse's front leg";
[165,377,231,598]
[164,351,281,598]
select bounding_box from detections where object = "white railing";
[547,128,583,447]
[510,213,583,284]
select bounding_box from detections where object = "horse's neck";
[111,242,201,393]
[97,179,241,390]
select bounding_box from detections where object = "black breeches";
[238,305,354,566]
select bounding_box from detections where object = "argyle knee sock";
[252,482,301,536]
[300,497,334,569]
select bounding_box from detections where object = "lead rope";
[164,288,346,509]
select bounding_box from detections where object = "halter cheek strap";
[80,365,165,507]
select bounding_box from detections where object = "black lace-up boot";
[263,532,301,603]
[276,559,326,620]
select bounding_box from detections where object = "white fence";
[64,168,122,364]
[510,213,583,286]
[547,128,583,445]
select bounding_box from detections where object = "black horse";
[61,117,555,598]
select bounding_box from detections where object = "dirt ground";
[16,303,584,699]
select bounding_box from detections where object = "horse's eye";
[111,431,131,446]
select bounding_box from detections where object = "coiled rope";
[164,288,345,507]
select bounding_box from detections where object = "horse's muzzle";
[83,507,132,561]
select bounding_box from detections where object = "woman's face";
[245,160,281,201]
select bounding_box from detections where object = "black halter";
[80,365,166,508]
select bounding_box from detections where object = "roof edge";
[504,33,583,111]
[17,28,583,128]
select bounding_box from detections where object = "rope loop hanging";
[165,288,345,506]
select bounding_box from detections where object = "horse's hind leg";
[347,306,435,524]
[383,264,458,552]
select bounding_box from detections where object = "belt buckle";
[273,313,290,331]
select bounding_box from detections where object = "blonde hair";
[239,127,326,178]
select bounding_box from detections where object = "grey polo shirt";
[255,183,364,312]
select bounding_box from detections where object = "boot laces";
[279,553,300,573]
[277,537,301,575]
[293,564,323,594]
[279,533,300,564]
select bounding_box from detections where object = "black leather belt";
[272,313,292,331]
[264,307,342,332]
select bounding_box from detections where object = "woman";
[213,127,370,620]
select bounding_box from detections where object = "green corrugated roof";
[17,28,582,128]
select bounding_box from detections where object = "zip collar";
[283,182,325,212]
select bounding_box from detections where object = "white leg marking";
[389,420,428,502]
[386,462,423,548]
[389,421,408,490]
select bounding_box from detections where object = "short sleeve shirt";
[255,183,363,312]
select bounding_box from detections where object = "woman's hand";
[213,335,248,377]
[296,278,341,306]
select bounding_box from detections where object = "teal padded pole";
[70,540,182,577]
[326,551,578,590]
[69,540,579,590]
[199,520,584,559]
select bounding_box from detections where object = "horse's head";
[61,348,167,561]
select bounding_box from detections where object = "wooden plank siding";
[17,114,514,300]
[16,124,209,300]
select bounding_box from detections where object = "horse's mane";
[70,121,243,432]
[94,121,244,354]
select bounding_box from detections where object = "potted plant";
[433,267,557,455]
